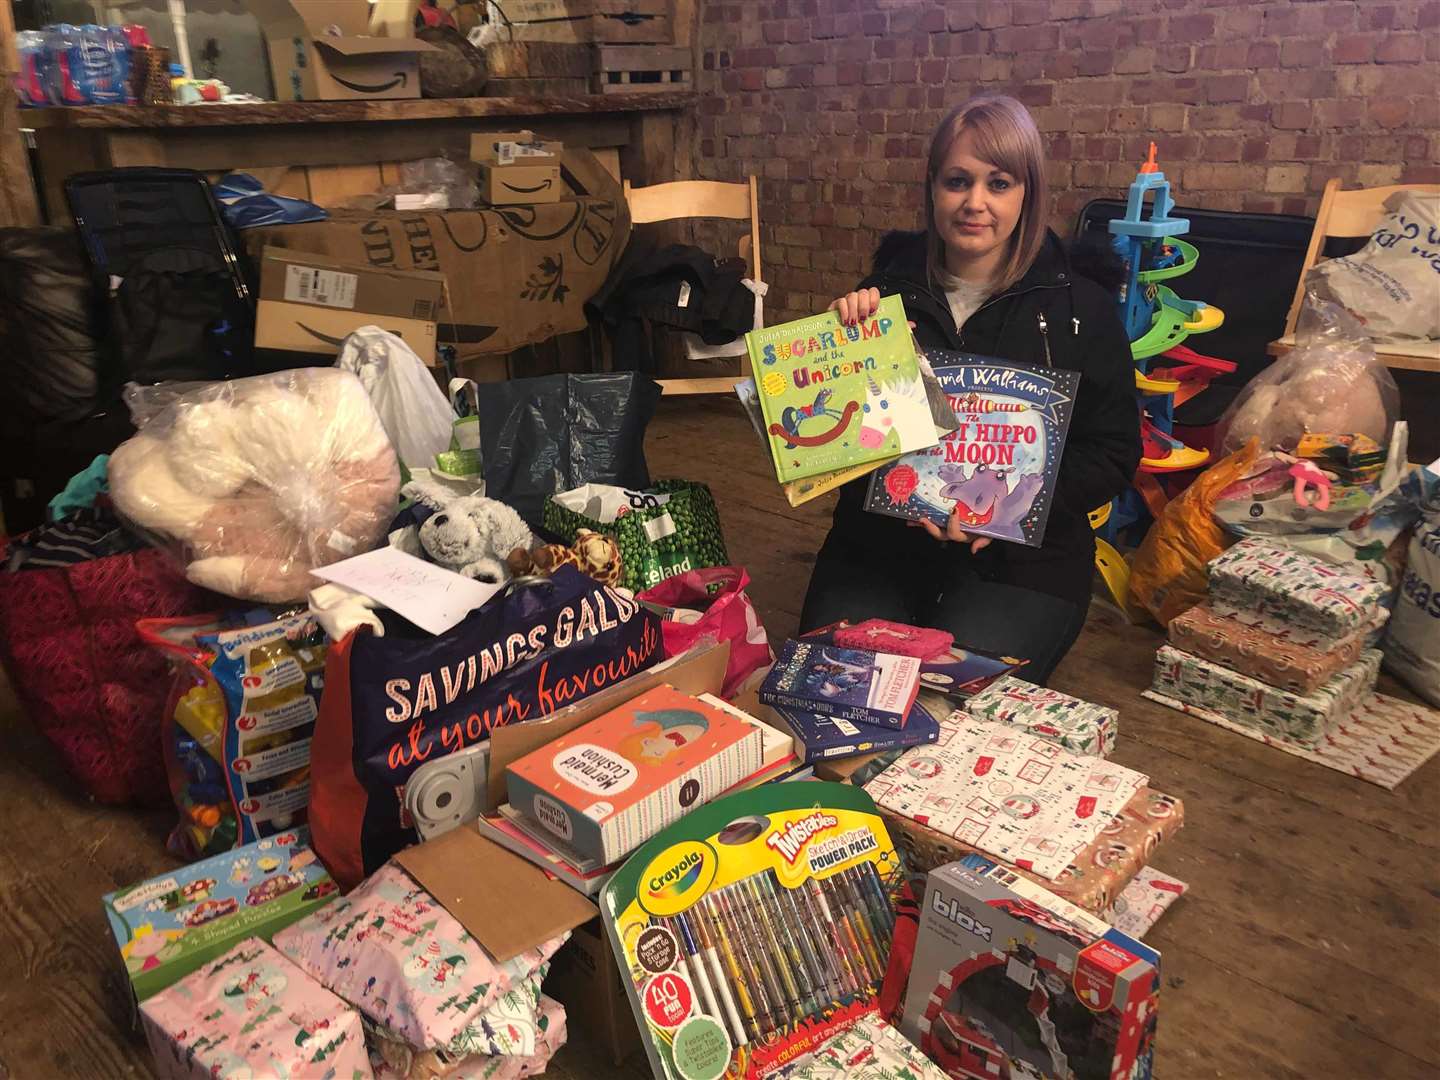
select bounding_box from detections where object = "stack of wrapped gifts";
[862,679,1185,923]
[1151,538,1391,749]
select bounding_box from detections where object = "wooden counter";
[23,91,696,222]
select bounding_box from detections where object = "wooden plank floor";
[1,395,1436,1080]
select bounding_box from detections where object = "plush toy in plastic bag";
[1218,296,1399,456]
[108,368,402,603]
[1126,439,1258,626]
[140,609,329,860]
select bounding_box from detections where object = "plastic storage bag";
[475,372,663,526]
[1127,439,1258,626]
[638,565,774,698]
[107,368,401,603]
[1384,458,1440,706]
[336,326,454,471]
[1219,296,1399,455]
[1308,191,1440,342]
[141,609,329,859]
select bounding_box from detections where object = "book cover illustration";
[760,639,921,730]
[771,699,941,762]
[505,684,763,865]
[864,354,1079,547]
[745,295,939,483]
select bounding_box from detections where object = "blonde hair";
[925,95,1049,293]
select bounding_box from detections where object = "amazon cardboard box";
[251,0,435,101]
[254,247,445,362]
[472,130,564,205]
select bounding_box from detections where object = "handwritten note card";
[312,547,500,635]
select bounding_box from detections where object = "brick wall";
[693,0,1440,324]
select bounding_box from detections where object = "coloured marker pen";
[703,892,776,1036]
[824,875,883,982]
[743,877,816,1019]
[720,886,793,1023]
[856,861,897,937]
[761,872,833,1004]
[835,871,888,974]
[805,877,864,993]
[783,870,851,1000]
[682,907,749,1046]
[814,876,877,985]
[668,914,726,1038]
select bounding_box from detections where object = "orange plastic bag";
[1126,439,1259,626]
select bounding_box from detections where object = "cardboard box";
[506,684,764,865]
[545,917,642,1065]
[254,247,445,362]
[250,0,436,101]
[470,130,565,164]
[102,829,337,1004]
[245,151,630,361]
[901,862,1160,1080]
[471,130,564,205]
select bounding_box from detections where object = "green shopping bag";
[543,480,729,592]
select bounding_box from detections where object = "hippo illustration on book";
[937,463,1045,540]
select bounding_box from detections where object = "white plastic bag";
[1219,295,1399,455]
[336,326,455,470]
[1384,458,1440,706]
[1308,191,1440,342]
[108,368,401,603]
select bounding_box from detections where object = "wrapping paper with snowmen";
[273,864,567,1059]
[139,938,372,1080]
[863,713,1147,881]
[864,357,1078,546]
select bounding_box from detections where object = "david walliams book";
[745,294,939,483]
[864,354,1078,547]
[760,639,921,730]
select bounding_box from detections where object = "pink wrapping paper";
[274,863,567,1054]
[140,938,371,1080]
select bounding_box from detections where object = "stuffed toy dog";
[506,529,624,588]
[402,479,534,584]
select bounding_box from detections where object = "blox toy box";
[102,827,337,1003]
[901,862,1159,1080]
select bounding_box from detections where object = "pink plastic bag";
[638,566,773,699]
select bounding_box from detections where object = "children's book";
[735,377,901,506]
[745,295,939,483]
[760,640,921,730]
[769,699,941,762]
[506,684,764,865]
[864,354,1079,547]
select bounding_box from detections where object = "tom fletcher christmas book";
[864,354,1078,547]
[745,294,939,483]
[759,639,922,730]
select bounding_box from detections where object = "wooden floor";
[1,396,1436,1080]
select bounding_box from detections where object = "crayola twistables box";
[102,828,338,1004]
[507,684,764,865]
[600,782,902,1080]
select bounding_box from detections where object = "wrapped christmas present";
[140,938,371,1080]
[883,786,1184,917]
[1207,537,1388,639]
[1108,865,1189,940]
[862,715,1148,881]
[963,675,1118,756]
[1151,644,1381,748]
[1170,601,1374,696]
[274,863,567,1067]
[786,1013,947,1079]
[369,995,568,1080]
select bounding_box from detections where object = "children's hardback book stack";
[1145,539,1424,769]
[736,295,950,505]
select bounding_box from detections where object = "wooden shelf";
[20,91,697,130]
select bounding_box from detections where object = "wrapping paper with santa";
[1168,601,1374,696]
[108,369,402,603]
[885,786,1185,917]
[863,715,1148,881]
[1151,645,1381,748]
[368,996,568,1080]
[274,863,567,1060]
[1206,538,1388,640]
[963,676,1118,757]
[139,938,372,1080]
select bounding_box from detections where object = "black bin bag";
[475,371,663,526]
